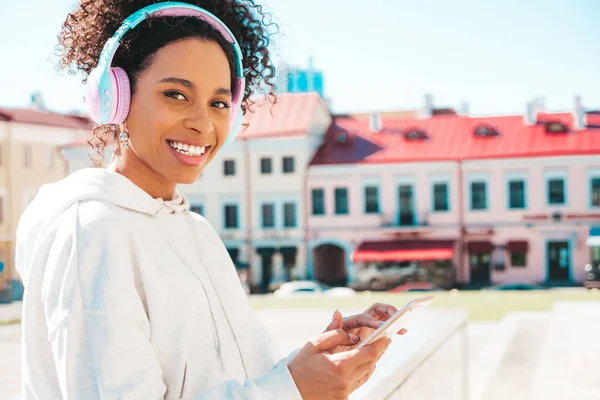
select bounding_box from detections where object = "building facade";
[0,107,88,296]
[307,103,600,287]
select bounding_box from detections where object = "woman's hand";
[325,303,407,352]
[288,329,391,400]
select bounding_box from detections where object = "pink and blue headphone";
[84,2,245,146]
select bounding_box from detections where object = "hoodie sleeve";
[41,201,302,400]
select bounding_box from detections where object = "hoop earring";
[119,125,129,151]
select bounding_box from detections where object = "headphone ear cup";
[84,68,103,124]
[108,67,131,125]
[225,106,243,146]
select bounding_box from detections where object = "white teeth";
[168,141,208,157]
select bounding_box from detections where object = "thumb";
[311,329,360,352]
[325,309,343,331]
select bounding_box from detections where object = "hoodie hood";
[16,168,189,279]
[32,168,189,216]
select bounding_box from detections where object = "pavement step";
[469,311,550,400]
[531,300,600,400]
[480,317,549,400]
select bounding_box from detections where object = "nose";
[183,104,214,136]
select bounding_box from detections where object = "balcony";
[381,212,420,228]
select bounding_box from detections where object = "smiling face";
[121,38,233,192]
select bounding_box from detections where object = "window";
[474,124,499,137]
[24,145,32,167]
[508,180,526,209]
[283,157,294,173]
[510,251,527,267]
[334,188,348,215]
[433,183,449,211]
[336,132,349,143]
[545,122,569,133]
[405,129,429,140]
[311,188,325,215]
[364,186,379,213]
[223,160,235,176]
[0,145,3,166]
[0,197,3,223]
[470,181,487,210]
[260,157,272,174]
[224,205,238,228]
[591,178,600,207]
[261,203,275,228]
[548,178,565,205]
[190,204,204,215]
[283,203,296,227]
[398,185,415,225]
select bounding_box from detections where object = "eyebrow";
[158,77,232,96]
[159,77,194,89]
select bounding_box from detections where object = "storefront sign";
[524,213,600,221]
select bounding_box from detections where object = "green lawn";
[1,289,598,325]
[249,289,600,321]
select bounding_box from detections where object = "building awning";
[588,227,600,247]
[506,240,529,253]
[466,241,494,253]
[352,240,455,262]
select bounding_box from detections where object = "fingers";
[397,328,408,335]
[311,329,361,352]
[333,337,392,366]
[325,309,344,332]
[342,314,383,331]
[349,362,378,393]
[366,302,398,319]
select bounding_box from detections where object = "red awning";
[506,240,529,253]
[352,240,455,262]
[466,241,494,253]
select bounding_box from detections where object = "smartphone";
[356,295,435,349]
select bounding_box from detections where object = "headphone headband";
[97,3,244,77]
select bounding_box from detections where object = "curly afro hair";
[57,0,278,165]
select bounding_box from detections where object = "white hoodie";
[15,168,302,400]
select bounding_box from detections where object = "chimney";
[422,93,434,118]
[573,95,586,130]
[524,100,537,126]
[369,111,382,132]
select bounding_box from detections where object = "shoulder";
[187,211,219,236]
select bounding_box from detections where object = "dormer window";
[336,132,349,143]
[545,121,569,133]
[405,128,429,140]
[474,124,499,137]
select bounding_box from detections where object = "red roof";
[239,92,325,139]
[310,112,600,166]
[336,109,420,120]
[0,107,92,130]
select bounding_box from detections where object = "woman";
[16,1,404,399]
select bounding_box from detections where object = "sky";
[0,0,599,116]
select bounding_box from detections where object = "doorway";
[547,241,570,281]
